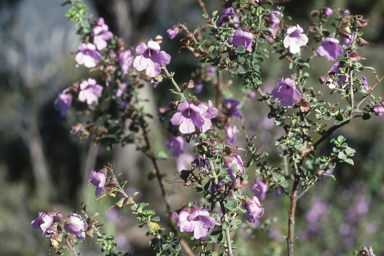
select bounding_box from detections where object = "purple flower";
[268,10,283,29]
[93,18,113,51]
[167,25,180,39]
[89,169,107,197]
[248,91,256,98]
[173,207,216,239]
[192,154,211,173]
[65,213,88,240]
[165,135,184,157]
[323,7,333,17]
[208,66,216,73]
[56,93,72,116]
[78,78,103,105]
[31,212,54,235]
[360,77,368,91]
[328,62,348,87]
[217,7,240,28]
[305,199,328,223]
[317,37,343,61]
[250,180,268,200]
[373,104,384,116]
[271,77,301,108]
[119,50,134,75]
[342,33,353,47]
[231,30,253,52]
[223,98,242,118]
[170,100,218,134]
[226,154,245,179]
[115,82,128,98]
[195,81,203,94]
[226,125,238,145]
[75,43,102,68]
[283,25,308,54]
[197,100,219,133]
[133,40,171,77]
[244,196,264,224]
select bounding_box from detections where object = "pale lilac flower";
[306,200,328,223]
[250,180,268,200]
[165,135,184,157]
[208,66,216,73]
[133,40,171,77]
[217,7,240,28]
[283,25,308,54]
[56,93,72,116]
[226,125,238,145]
[93,18,113,51]
[75,43,102,68]
[119,50,134,75]
[115,82,128,98]
[78,78,103,105]
[226,154,245,179]
[231,30,253,52]
[65,213,88,240]
[170,101,205,134]
[176,153,194,173]
[268,10,283,28]
[360,77,368,91]
[244,196,264,224]
[317,37,343,61]
[167,25,180,39]
[271,77,301,108]
[249,91,256,98]
[373,104,384,116]
[195,81,203,94]
[89,169,107,197]
[197,100,219,133]
[223,98,242,118]
[173,207,216,239]
[368,246,376,256]
[31,212,54,235]
[323,7,333,17]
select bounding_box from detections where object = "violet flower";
[226,124,238,145]
[217,7,240,28]
[250,180,268,200]
[170,101,204,134]
[65,213,88,240]
[56,93,72,116]
[173,207,216,239]
[317,37,343,61]
[226,154,245,179]
[31,212,54,235]
[231,30,253,52]
[283,25,308,54]
[197,100,219,133]
[373,104,384,116]
[167,25,180,39]
[271,77,301,108]
[78,78,103,105]
[115,82,128,98]
[268,10,283,29]
[93,18,113,51]
[323,7,333,17]
[119,50,134,75]
[244,196,264,224]
[192,154,211,173]
[223,98,242,118]
[328,62,348,87]
[133,40,171,77]
[75,43,102,68]
[176,153,194,173]
[165,135,184,157]
[195,81,203,94]
[89,169,107,197]
[360,77,369,91]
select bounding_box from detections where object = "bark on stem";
[287,174,300,256]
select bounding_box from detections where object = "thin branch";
[197,0,208,15]
[287,173,300,256]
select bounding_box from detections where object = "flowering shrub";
[32,0,383,255]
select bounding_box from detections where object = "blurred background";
[0,0,383,255]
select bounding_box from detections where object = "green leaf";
[236,45,246,54]
[344,158,354,165]
[158,151,168,159]
[202,14,209,19]
[225,200,238,211]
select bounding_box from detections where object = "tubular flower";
[93,18,113,51]
[231,30,253,52]
[165,135,184,157]
[173,207,216,239]
[133,40,171,77]
[118,50,134,75]
[75,43,102,68]
[78,78,103,105]
[31,212,54,235]
[268,10,283,28]
[271,77,301,108]
[89,169,107,197]
[317,37,343,61]
[283,25,308,54]
[244,196,264,224]
[56,93,72,116]
[65,213,88,240]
